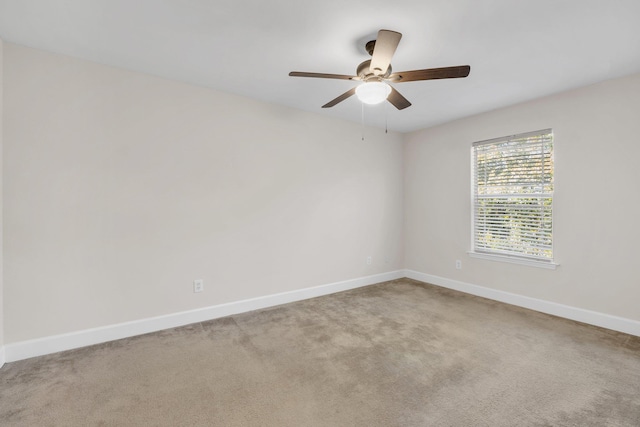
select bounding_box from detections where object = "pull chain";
[384,101,388,134]
[361,102,365,141]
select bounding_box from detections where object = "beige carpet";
[1,278,639,426]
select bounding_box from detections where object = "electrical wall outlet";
[193,279,204,293]
[366,256,372,265]
[455,260,462,270]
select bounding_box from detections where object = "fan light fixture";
[355,82,392,105]
[289,29,471,111]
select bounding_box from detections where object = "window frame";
[469,129,557,270]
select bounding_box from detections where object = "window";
[471,129,554,268]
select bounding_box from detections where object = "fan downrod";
[365,40,376,56]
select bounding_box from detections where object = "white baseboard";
[405,270,640,337]
[4,270,405,363]
[5,269,637,364]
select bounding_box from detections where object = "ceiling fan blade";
[370,30,402,76]
[322,87,357,108]
[388,65,471,83]
[289,71,359,80]
[387,86,411,110]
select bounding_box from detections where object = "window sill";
[467,251,558,270]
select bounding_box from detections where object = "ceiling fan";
[289,29,470,110]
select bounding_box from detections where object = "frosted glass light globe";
[355,82,392,105]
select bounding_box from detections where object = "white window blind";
[472,129,554,263]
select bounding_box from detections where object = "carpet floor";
[1,278,639,426]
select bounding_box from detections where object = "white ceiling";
[1,0,639,133]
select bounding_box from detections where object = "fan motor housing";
[357,60,391,80]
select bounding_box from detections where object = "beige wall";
[0,38,4,352]
[4,40,638,347]
[404,72,640,321]
[3,43,404,343]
